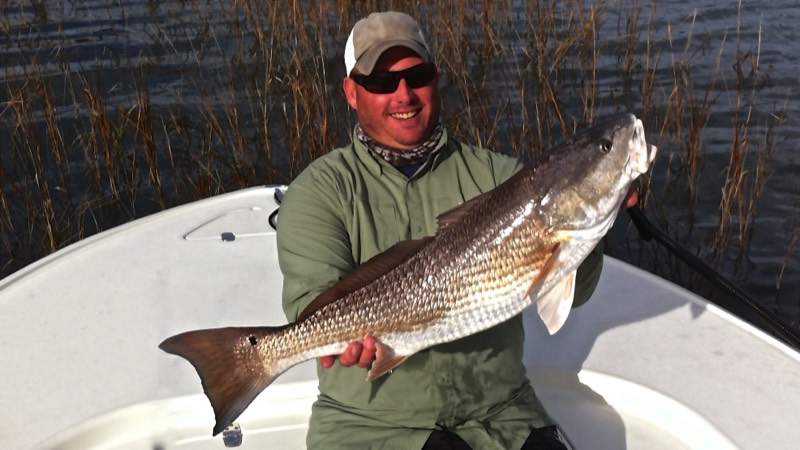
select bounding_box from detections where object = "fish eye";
[598,139,613,154]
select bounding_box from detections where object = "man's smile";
[390,110,419,120]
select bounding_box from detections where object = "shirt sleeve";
[572,240,603,308]
[276,167,354,321]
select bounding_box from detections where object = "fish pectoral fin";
[535,271,576,335]
[366,340,410,381]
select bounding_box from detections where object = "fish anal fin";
[299,238,432,321]
[536,272,576,335]
[159,326,288,435]
[366,339,410,381]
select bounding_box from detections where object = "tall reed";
[0,0,794,323]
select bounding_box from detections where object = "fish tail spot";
[248,335,258,346]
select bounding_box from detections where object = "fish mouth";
[628,119,657,175]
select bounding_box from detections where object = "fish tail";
[159,326,289,435]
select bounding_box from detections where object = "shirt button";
[437,375,448,385]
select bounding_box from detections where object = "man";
[277,11,636,450]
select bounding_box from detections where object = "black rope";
[268,188,284,230]
[627,205,800,351]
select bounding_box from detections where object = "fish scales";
[305,194,554,350]
[159,113,657,436]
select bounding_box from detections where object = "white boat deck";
[1,186,798,449]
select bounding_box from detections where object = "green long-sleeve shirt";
[276,128,603,450]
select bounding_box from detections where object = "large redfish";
[160,113,657,435]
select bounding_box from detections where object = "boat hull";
[1,186,797,449]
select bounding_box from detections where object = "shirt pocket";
[353,203,402,263]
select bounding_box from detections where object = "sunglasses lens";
[353,63,435,94]
[405,64,436,88]
[361,77,398,94]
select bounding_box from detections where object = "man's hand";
[320,335,378,369]
[621,187,638,210]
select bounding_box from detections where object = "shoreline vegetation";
[1,1,797,326]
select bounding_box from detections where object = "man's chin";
[390,128,434,148]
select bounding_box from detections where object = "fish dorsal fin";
[435,192,489,232]
[298,238,432,321]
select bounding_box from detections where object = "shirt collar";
[350,127,451,179]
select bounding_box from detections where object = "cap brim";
[353,39,431,75]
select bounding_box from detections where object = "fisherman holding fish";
[275,11,638,450]
[160,10,649,448]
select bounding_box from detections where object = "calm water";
[1,1,798,331]
[631,0,800,326]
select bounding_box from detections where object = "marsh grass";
[0,0,794,317]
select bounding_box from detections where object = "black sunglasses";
[350,63,437,94]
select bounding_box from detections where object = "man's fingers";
[338,341,363,367]
[320,355,336,368]
[319,337,379,369]
[358,336,377,368]
[621,187,639,210]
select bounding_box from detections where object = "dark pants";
[421,426,567,450]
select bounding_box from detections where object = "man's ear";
[343,77,358,110]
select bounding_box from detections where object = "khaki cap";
[344,11,431,76]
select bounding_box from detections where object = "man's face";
[343,47,440,150]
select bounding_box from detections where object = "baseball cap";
[344,11,432,76]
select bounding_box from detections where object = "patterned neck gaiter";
[356,122,444,167]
